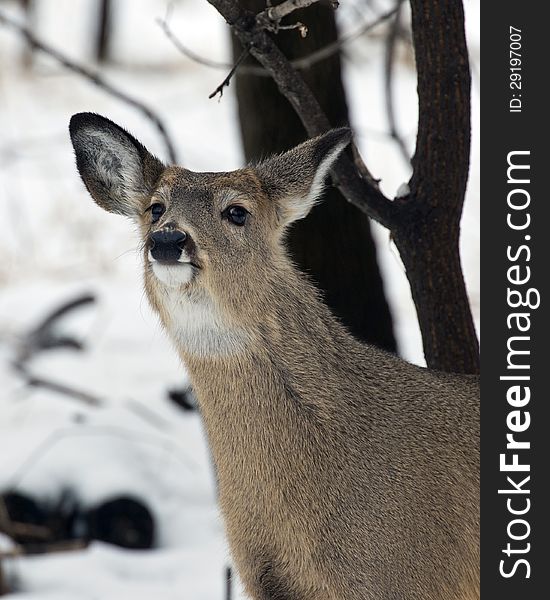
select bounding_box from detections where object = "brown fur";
[70,113,480,600]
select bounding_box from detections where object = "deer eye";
[223,205,248,226]
[148,203,165,224]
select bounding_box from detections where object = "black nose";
[149,230,187,262]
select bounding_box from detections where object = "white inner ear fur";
[81,128,145,213]
[285,140,348,222]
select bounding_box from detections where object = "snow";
[395,182,410,198]
[4,541,231,600]
[0,0,479,598]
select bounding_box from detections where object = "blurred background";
[0,0,479,597]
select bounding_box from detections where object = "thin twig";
[209,49,250,99]
[225,565,232,600]
[157,6,398,75]
[291,6,398,70]
[384,1,410,166]
[125,399,173,431]
[157,15,260,73]
[22,374,103,407]
[257,0,329,31]
[0,10,178,164]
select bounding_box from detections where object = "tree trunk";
[232,1,396,351]
[392,212,478,374]
[210,0,478,372]
[393,0,479,373]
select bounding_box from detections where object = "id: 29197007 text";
[509,26,522,113]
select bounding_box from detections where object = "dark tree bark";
[391,0,478,373]
[232,1,396,351]
[207,0,479,374]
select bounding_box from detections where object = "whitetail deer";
[70,113,479,600]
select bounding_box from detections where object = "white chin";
[151,262,194,287]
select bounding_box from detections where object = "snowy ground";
[0,0,479,598]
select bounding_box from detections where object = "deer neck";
[168,268,351,474]
[181,269,346,375]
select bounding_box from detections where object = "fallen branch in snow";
[9,293,191,423]
[0,540,88,560]
[16,294,95,366]
[21,375,103,407]
[13,293,104,407]
[0,10,178,164]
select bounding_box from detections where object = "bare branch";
[157,15,261,73]
[273,21,308,36]
[209,49,250,99]
[158,6,398,75]
[257,0,332,31]
[0,10,178,164]
[207,0,396,228]
[290,5,398,70]
[20,374,103,407]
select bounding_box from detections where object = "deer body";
[173,268,478,600]
[70,113,479,600]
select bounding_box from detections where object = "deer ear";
[69,113,165,217]
[256,128,352,225]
